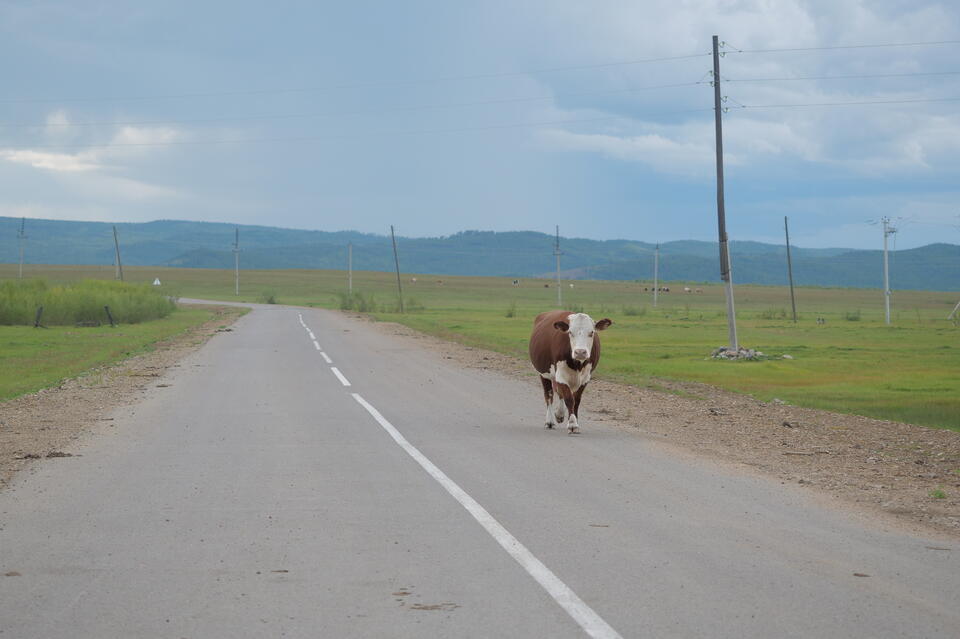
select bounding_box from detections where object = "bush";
[0,279,176,326]
[622,306,646,317]
[505,301,517,318]
[843,310,862,322]
[335,291,378,312]
[257,290,278,304]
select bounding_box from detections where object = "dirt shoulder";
[0,304,246,489]
[357,314,960,539]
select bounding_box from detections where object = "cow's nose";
[573,348,588,360]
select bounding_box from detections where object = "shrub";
[843,310,862,322]
[257,290,278,304]
[0,279,175,326]
[757,308,787,320]
[505,301,517,318]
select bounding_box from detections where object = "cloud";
[0,149,100,172]
[0,116,185,200]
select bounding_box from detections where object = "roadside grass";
[0,279,175,325]
[0,307,219,401]
[4,264,958,430]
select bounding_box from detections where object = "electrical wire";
[11,108,714,150]
[0,53,710,105]
[730,96,960,109]
[722,70,960,83]
[724,39,960,54]
[0,81,702,130]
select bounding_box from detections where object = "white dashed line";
[308,331,316,340]
[320,352,333,364]
[313,341,321,350]
[350,393,622,639]
[330,367,351,387]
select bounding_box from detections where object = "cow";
[528,310,612,434]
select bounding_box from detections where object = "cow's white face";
[553,313,611,362]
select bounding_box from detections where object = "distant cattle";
[528,311,612,434]
[512,279,520,286]
[684,286,692,293]
[695,288,703,294]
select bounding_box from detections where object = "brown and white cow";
[528,310,612,434]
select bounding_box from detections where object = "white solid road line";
[320,352,333,364]
[351,393,623,639]
[330,367,351,387]
[309,331,316,340]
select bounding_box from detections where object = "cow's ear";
[594,318,613,330]
[553,320,569,332]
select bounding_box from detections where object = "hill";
[1,217,957,291]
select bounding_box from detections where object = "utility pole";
[347,242,353,295]
[784,216,797,323]
[17,217,26,280]
[112,225,124,282]
[653,243,659,307]
[233,227,240,296]
[712,35,739,350]
[554,225,562,308]
[882,216,896,325]
[390,225,404,313]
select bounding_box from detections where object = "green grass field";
[0,307,223,401]
[4,263,958,430]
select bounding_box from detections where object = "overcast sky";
[1,1,958,249]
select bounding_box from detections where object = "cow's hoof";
[567,425,580,435]
[545,423,554,429]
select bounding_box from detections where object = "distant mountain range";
[1,217,957,291]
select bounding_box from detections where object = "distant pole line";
[17,217,26,280]
[348,242,353,295]
[882,217,896,325]
[713,35,739,351]
[233,227,240,296]
[653,243,659,307]
[784,217,798,323]
[554,226,562,308]
[112,225,124,282]
[391,226,404,313]
[948,299,960,321]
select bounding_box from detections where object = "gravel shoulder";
[357,313,960,539]
[0,304,246,489]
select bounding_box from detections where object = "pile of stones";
[711,347,794,361]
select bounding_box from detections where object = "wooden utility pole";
[882,217,896,325]
[712,35,738,350]
[17,217,26,280]
[113,225,124,282]
[784,216,797,322]
[554,226,562,307]
[653,243,660,307]
[233,227,240,296]
[390,225,404,313]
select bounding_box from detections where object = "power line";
[12,108,714,150]
[724,39,960,54]
[0,81,703,130]
[722,70,960,83]
[730,96,960,109]
[0,53,710,105]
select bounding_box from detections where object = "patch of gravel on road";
[354,314,960,539]
[0,305,246,489]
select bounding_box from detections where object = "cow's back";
[529,310,571,374]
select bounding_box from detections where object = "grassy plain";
[0,307,221,401]
[3,263,958,430]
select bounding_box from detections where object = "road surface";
[1,303,957,638]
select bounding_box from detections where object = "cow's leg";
[555,383,579,434]
[540,377,556,429]
[572,384,587,431]
[551,380,567,424]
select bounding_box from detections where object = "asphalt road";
[1,303,957,638]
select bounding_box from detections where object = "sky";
[1,1,958,250]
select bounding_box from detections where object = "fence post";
[104,305,116,327]
[34,306,44,328]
